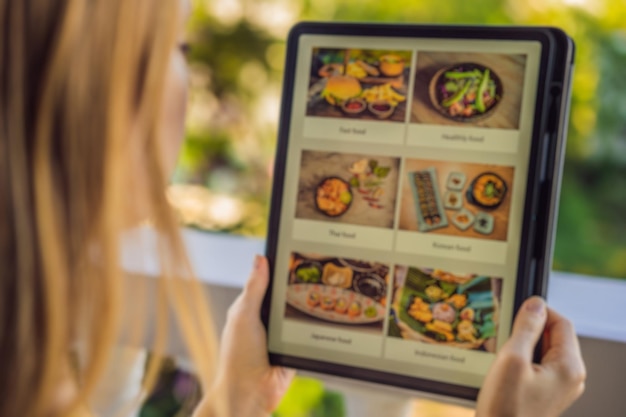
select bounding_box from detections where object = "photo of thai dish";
[411,52,526,129]
[399,159,515,241]
[388,265,502,352]
[295,151,400,229]
[306,48,412,122]
[285,252,390,331]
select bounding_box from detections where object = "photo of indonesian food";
[285,252,390,331]
[295,151,400,229]
[398,158,514,241]
[411,52,526,129]
[306,48,412,122]
[388,265,502,352]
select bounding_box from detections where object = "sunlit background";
[169,0,626,281]
[143,1,626,416]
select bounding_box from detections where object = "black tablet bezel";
[262,22,573,401]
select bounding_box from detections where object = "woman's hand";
[476,297,586,417]
[198,256,295,417]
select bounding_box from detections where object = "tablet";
[262,22,574,401]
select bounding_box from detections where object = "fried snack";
[360,83,406,106]
[447,294,468,310]
[457,320,478,342]
[426,320,455,342]
[322,263,353,288]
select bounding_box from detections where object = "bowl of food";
[353,274,386,301]
[379,54,405,77]
[315,177,353,217]
[466,172,508,209]
[341,97,367,115]
[429,62,503,122]
[368,100,395,119]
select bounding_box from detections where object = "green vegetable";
[475,69,490,113]
[442,80,471,108]
[349,176,359,188]
[467,299,494,310]
[368,159,378,172]
[364,306,377,318]
[457,275,490,293]
[488,82,496,100]
[444,81,459,92]
[480,320,496,339]
[374,166,391,178]
[339,191,352,205]
[296,266,321,283]
[444,69,482,79]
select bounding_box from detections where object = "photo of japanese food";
[285,252,390,333]
[306,48,413,122]
[295,150,400,228]
[388,265,502,352]
[398,158,515,241]
[410,51,527,129]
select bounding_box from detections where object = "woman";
[0,0,585,416]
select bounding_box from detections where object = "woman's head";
[0,1,214,416]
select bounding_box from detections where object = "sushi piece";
[320,295,336,311]
[334,297,348,314]
[348,300,362,317]
[306,290,320,307]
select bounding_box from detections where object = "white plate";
[286,283,385,324]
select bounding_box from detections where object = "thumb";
[241,255,270,313]
[503,296,547,360]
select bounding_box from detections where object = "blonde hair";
[0,1,217,416]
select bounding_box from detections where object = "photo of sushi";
[285,252,390,332]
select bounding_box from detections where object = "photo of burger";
[306,48,412,122]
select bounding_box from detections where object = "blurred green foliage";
[174,0,626,279]
[272,377,346,417]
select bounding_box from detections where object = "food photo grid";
[295,150,401,228]
[411,51,527,129]
[388,265,502,352]
[398,158,515,241]
[284,252,390,333]
[306,48,413,122]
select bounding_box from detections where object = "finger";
[544,308,579,351]
[542,308,586,378]
[502,296,547,361]
[241,255,270,313]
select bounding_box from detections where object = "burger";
[320,75,362,106]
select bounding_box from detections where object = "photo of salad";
[306,48,412,122]
[411,52,527,129]
[431,63,503,121]
[285,252,390,332]
[388,265,502,352]
[295,151,400,229]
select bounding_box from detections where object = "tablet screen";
[267,33,543,389]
